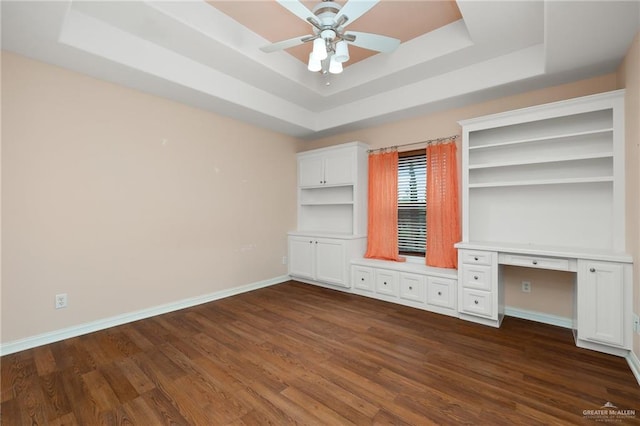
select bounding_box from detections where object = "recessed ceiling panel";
[208,0,462,67]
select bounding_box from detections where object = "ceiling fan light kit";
[308,52,322,72]
[261,0,400,76]
[312,37,328,60]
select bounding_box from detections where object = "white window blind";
[398,152,426,255]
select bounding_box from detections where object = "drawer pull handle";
[590,267,596,273]
[473,276,479,280]
[361,278,365,281]
[532,260,538,265]
[437,291,442,296]
[474,300,479,305]
[384,282,387,285]
[409,286,413,290]
[474,257,479,261]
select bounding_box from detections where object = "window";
[397,150,426,256]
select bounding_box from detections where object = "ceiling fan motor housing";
[313,1,341,26]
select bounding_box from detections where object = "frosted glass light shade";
[312,38,328,60]
[307,52,322,72]
[334,41,349,63]
[329,56,343,74]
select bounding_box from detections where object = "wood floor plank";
[2,281,639,425]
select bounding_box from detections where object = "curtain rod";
[367,134,459,153]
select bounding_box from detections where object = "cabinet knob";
[437,291,442,296]
[409,286,413,290]
[309,240,313,244]
[590,267,596,273]
[532,260,538,265]
[361,277,365,281]
[315,241,318,244]
[474,300,479,305]
[383,282,387,285]
[473,276,479,280]
[474,257,479,261]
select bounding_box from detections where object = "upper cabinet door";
[298,156,325,187]
[298,150,355,187]
[323,152,354,185]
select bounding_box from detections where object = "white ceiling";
[2,1,639,139]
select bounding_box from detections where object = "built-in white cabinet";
[350,259,458,317]
[299,152,354,187]
[289,142,369,289]
[456,90,633,357]
[288,234,365,288]
[459,90,626,252]
[296,142,368,237]
[458,249,502,327]
[577,260,632,350]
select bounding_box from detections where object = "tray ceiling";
[2,1,638,139]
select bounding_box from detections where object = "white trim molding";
[505,306,574,329]
[0,275,290,356]
[626,350,640,386]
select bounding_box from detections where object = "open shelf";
[460,90,625,252]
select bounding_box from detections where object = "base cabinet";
[288,234,365,288]
[457,249,501,327]
[350,260,458,317]
[577,260,630,349]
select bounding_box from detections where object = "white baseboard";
[627,350,640,386]
[504,306,573,329]
[0,275,290,356]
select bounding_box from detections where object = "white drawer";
[399,273,426,303]
[499,254,570,271]
[352,266,374,292]
[461,289,494,318]
[461,250,494,266]
[461,264,492,291]
[375,270,399,297]
[427,277,456,309]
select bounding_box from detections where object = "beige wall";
[617,32,640,359]
[300,73,620,320]
[1,52,298,344]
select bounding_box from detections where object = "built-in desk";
[455,242,633,357]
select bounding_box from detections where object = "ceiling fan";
[260,0,401,75]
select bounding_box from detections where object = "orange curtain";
[426,141,460,268]
[365,151,403,261]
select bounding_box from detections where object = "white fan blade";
[346,31,400,53]
[260,35,312,53]
[335,0,379,27]
[276,0,315,23]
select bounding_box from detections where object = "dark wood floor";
[2,281,639,425]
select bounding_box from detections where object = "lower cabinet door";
[461,289,493,318]
[315,238,347,287]
[288,236,315,280]
[577,260,625,347]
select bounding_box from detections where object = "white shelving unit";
[460,90,625,252]
[289,142,369,288]
[456,91,633,356]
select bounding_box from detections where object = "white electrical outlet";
[521,281,531,293]
[55,293,68,309]
[282,256,288,265]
